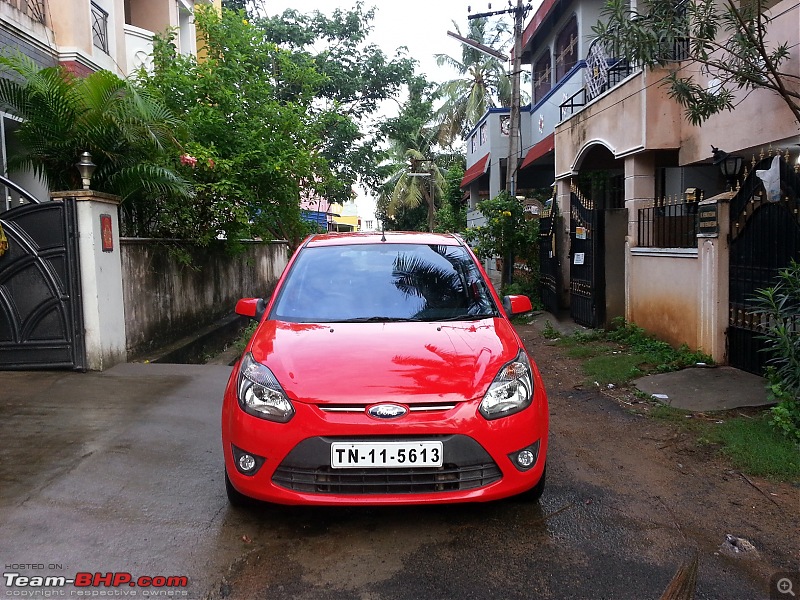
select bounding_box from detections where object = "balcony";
[124,23,154,73]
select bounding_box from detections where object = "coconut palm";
[382,147,447,232]
[0,54,189,201]
[434,18,515,146]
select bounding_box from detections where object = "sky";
[262,0,478,85]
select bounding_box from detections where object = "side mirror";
[235,298,267,321]
[502,294,533,316]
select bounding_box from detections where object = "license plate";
[331,441,443,469]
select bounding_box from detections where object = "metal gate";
[0,193,85,370]
[538,200,560,314]
[728,154,800,374]
[570,186,604,328]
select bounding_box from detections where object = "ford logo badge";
[367,404,408,419]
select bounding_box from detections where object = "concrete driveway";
[0,363,245,598]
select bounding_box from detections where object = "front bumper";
[223,401,547,506]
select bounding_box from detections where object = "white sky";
[262,0,477,85]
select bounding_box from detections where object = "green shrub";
[751,261,800,443]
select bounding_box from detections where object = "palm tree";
[434,18,515,146]
[0,54,189,204]
[382,147,447,232]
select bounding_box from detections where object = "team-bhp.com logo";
[4,571,189,592]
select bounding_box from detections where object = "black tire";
[516,464,546,502]
[225,468,255,508]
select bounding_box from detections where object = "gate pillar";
[52,190,126,370]
[697,193,732,363]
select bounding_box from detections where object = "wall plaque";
[698,203,719,237]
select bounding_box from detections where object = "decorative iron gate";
[569,186,604,328]
[728,154,800,375]
[538,200,560,314]
[0,197,85,369]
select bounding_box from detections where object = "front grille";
[318,402,457,414]
[272,435,502,495]
[273,463,501,494]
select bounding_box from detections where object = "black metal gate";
[570,188,604,328]
[728,154,800,374]
[0,196,85,369]
[538,201,560,314]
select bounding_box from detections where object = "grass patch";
[650,404,800,482]
[709,415,800,481]
[583,353,649,385]
[548,319,713,386]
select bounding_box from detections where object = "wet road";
[0,362,792,600]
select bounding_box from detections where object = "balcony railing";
[637,197,700,248]
[1,0,45,24]
[91,2,109,53]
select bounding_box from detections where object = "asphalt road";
[0,357,794,600]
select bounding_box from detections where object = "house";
[0,0,216,208]
[329,200,360,232]
[462,0,800,375]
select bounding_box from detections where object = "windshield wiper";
[436,313,497,321]
[337,316,426,323]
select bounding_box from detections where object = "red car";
[221,232,548,506]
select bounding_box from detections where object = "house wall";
[627,249,700,348]
[121,239,289,357]
[676,0,799,164]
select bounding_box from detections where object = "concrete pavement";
[0,363,249,599]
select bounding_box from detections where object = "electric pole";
[468,0,531,195]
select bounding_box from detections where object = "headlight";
[479,351,534,420]
[237,352,295,423]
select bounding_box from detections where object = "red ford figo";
[221,231,548,506]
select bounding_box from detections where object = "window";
[91,2,109,53]
[365,220,373,230]
[471,134,477,154]
[533,51,552,104]
[479,122,487,146]
[555,16,578,81]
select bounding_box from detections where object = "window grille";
[91,2,109,53]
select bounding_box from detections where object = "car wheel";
[224,468,254,508]
[516,464,546,502]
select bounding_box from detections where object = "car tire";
[224,468,255,508]
[516,464,546,502]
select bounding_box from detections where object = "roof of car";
[304,231,464,247]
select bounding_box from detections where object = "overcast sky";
[262,0,480,84]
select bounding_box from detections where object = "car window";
[270,243,499,322]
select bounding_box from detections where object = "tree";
[592,0,800,126]
[433,18,518,146]
[138,7,331,246]
[253,2,417,199]
[376,76,460,232]
[0,54,188,205]
[463,191,539,291]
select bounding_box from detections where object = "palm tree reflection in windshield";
[392,245,495,319]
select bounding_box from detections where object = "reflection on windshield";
[271,243,498,323]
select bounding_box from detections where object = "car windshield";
[270,243,499,323]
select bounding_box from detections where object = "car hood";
[249,319,523,405]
